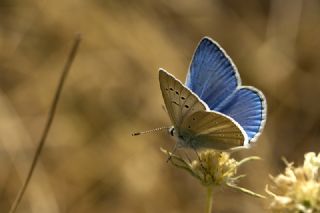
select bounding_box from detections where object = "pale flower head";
[266,152,320,212]
[190,150,238,186]
[161,148,264,198]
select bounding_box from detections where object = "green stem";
[206,186,213,213]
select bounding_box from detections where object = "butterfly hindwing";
[159,69,208,127]
[179,110,248,150]
[185,37,240,109]
[214,87,266,142]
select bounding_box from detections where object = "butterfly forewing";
[159,69,208,127]
[180,111,248,150]
[186,37,240,109]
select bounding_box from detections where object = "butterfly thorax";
[169,127,196,148]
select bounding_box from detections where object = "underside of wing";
[179,110,248,150]
[159,69,208,127]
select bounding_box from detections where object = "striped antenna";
[132,126,171,136]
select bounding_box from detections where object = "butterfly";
[159,37,266,151]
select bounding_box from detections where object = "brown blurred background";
[0,0,319,212]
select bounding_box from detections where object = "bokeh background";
[0,0,319,212]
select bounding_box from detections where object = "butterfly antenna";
[132,126,170,136]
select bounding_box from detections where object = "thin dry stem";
[8,34,82,213]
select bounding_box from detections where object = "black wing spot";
[192,118,195,121]
[175,91,179,95]
[170,88,174,91]
[165,88,168,91]
[188,125,191,129]
[184,105,189,108]
[181,97,185,100]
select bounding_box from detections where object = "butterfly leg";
[192,148,201,162]
[166,142,178,162]
[182,150,192,164]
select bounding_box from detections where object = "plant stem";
[8,34,82,213]
[206,186,213,213]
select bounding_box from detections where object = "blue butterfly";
[159,37,266,150]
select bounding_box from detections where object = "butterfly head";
[168,127,192,148]
[168,127,183,141]
[168,127,175,137]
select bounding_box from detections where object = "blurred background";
[0,0,319,212]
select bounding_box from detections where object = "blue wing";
[185,37,266,142]
[212,87,266,142]
[185,37,240,109]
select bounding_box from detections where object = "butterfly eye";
[169,128,175,136]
